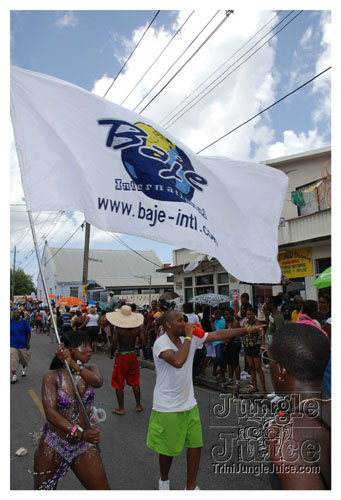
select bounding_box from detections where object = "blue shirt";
[212,317,226,346]
[10,318,31,349]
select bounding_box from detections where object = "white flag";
[10,65,288,283]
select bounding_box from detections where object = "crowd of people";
[10,290,331,490]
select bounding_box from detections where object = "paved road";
[10,332,272,490]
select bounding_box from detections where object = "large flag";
[10,65,288,283]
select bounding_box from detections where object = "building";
[157,146,331,305]
[37,243,172,306]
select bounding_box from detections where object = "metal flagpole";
[27,210,98,448]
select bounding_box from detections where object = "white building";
[37,243,172,306]
[157,146,331,306]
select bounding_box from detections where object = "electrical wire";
[44,221,85,265]
[132,11,221,112]
[158,9,284,127]
[196,66,331,154]
[102,10,161,99]
[106,232,161,267]
[164,11,303,130]
[138,11,234,115]
[120,10,195,107]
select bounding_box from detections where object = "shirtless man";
[106,305,146,415]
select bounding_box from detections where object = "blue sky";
[9,8,332,283]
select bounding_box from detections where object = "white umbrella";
[189,293,230,307]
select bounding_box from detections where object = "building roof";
[262,146,331,167]
[43,246,169,287]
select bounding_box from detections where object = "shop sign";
[278,247,313,278]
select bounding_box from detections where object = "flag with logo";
[10,65,288,283]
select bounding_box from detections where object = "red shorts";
[111,353,140,390]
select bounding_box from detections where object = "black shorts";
[244,344,261,358]
[86,326,99,343]
[225,342,241,366]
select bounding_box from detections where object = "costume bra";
[57,369,95,409]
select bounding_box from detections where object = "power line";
[106,232,161,267]
[44,222,85,265]
[120,10,195,107]
[158,9,285,127]
[132,11,221,112]
[196,66,331,154]
[163,10,302,130]
[102,10,161,99]
[138,11,234,115]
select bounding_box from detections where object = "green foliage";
[10,268,36,296]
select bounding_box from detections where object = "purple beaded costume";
[36,369,95,490]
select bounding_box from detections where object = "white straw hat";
[106,305,143,328]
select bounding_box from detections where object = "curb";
[138,358,271,400]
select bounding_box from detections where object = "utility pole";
[81,222,91,304]
[135,275,152,307]
[11,246,17,302]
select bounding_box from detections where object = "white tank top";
[87,314,99,327]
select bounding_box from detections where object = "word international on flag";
[10,65,288,283]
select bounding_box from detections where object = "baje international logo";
[98,119,208,203]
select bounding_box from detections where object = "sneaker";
[11,374,18,384]
[266,392,276,399]
[159,479,170,490]
[21,369,26,377]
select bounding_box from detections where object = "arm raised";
[204,325,263,344]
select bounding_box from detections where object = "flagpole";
[27,210,99,449]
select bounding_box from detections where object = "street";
[10,332,272,490]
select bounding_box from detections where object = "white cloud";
[258,129,325,161]
[92,10,280,161]
[300,26,313,47]
[311,11,331,126]
[55,11,78,28]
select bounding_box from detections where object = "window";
[297,177,331,216]
[196,275,213,286]
[70,287,79,297]
[315,257,331,275]
[185,288,194,302]
[218,273,229,284]
[195,287,214,295]
[184,277,193,286]
[92,291,101,301]
[218,285,229,296]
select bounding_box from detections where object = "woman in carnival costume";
[33,330,110,489]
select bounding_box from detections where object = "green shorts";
[146,405,203,456]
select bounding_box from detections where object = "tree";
[10,268,36,296]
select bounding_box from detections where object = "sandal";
[247,386,259,393]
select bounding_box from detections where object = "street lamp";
[134,275,152,307]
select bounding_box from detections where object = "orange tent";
[56,296,86,307]
[48,294,57,299]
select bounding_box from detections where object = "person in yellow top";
[291,295,303,323]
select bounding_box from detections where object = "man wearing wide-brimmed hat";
[106,305,146,415]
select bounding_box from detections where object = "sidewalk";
[138,355,276,399]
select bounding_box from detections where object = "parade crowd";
[10,290,331,490]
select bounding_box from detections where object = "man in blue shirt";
[10,308,31,384]
[212,309,227,383]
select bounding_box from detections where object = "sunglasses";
[261,350,278,363]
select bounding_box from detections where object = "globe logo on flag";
[98,119,207,203]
